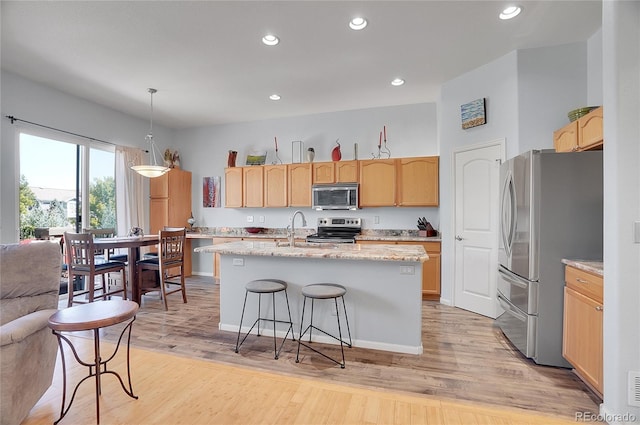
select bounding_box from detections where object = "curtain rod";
[5,114,114,146]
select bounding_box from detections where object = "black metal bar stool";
[296,283,352,368]
[235,279,295,359]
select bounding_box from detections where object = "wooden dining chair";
[64,232,128,307]
[136,228,187,310]
[83,228,128,262]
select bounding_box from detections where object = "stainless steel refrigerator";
[496,149,603,367]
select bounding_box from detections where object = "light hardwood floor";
[24,335,582,425]
[31,276,600,423]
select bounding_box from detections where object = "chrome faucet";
[289,210,307,246]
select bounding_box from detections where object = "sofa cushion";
[0,242,61,325]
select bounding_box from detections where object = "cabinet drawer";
[565,266,603,303]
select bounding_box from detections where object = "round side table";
[48,300,139,425]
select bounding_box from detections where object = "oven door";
[496,292,537,359]
[497,266,538,315]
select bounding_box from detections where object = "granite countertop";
[195,240,429,263]
[561,259,604,277]
[188,227,441,242]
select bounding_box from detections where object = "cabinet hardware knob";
[455,235,464,241]
[595,306,603,311]
[575,278,589,283]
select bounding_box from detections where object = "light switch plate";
[634,221,640,244]
[247,215,254,223]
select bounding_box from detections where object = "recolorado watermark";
[575,411,638,422]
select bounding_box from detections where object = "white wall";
[602,1,640,421]
[0,70,174,243]
[177,103,440,273]
[438,43,588,304]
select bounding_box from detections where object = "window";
[19,132,116,240]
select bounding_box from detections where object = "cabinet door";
[396,241,441,298]
[397,157,439,206]
[149,198,168,234]
[264,165,288,207]
[243,167,263,207]
[563,287,603,395]
[553,121,579,152]
[359,159,396,206]
[312,162,335,184]
[224,168,243,207]
[149,173,169,198]
[288,163,312,207]
[167,169,192,228]
[336,161,359,183]
[578,106,603,150]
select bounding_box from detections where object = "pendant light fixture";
[131,88,170,178]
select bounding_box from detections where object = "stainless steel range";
[306,217,361,243]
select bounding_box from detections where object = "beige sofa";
[1,242,61,425]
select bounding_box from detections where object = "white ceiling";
[1,1,602,129]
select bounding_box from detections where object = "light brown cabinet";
[313,161,359,184]
[397,157,439,206]
[359,159,397,206]
[224,167,243,207]
[359,157,439,207]
[149,168,192,276]
[554,107,603,152]
[263,165,288,207]
[562,265,603,397]
[243,166,263,207]
[357,240,440,298]
[288,163,312,207]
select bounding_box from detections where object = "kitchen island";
[195,241,428,354]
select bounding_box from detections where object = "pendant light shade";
[131,88,170,178]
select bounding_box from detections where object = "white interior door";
[453,140,503,318]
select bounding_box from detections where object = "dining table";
[93,235,159,304]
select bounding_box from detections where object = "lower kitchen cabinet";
[357,240,440,299]
[562,265,603,397]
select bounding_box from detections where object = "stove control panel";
[317,217,361,228]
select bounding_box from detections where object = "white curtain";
[115,146,145,236]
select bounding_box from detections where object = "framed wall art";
[203,176,221,207]
[461,98,486,129]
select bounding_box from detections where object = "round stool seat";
[302,283,346,299]
[246,279,287,293]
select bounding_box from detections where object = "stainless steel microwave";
[311,183,359,210]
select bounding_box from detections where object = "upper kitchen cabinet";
[578,106,603,150]
[224,167,243,207]
[359,159,396,206]
[243,166,263,207]
[263,165,288,207]
[397,156,439,206]
[359,157,439,207]
[554,107,603,152]
[288,163,312,207]
[312,161,359,184]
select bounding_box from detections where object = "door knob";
[455,235,464,241]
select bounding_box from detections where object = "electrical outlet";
[400,266,415,275]
[374,216,380,224]
[246,216,254,223]
[232,258,244,266]
[634,221,640,244]
[259,216,265,223]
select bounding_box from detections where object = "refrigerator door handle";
[500,172,517,258]
[498,267,528,289]
[497,295,527,322]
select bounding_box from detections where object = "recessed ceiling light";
[499,6,522,20]
[269,94,281,101]
[391,78,405,87]
[262,34,279,46]
[349,17,367,30]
